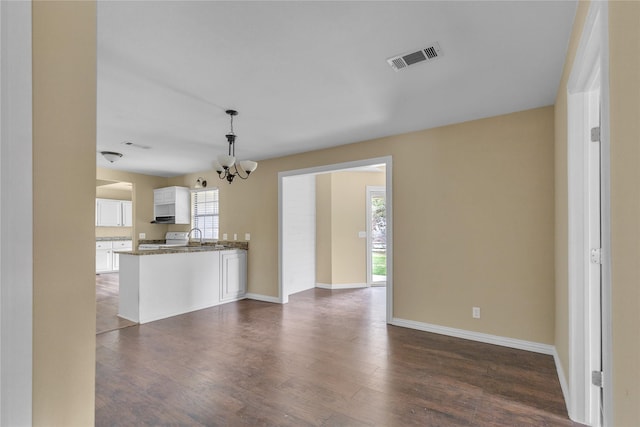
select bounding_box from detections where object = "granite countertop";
[118,241,249,256]
[96,237,133,241]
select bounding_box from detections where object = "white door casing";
[279,156,393,322]
[566,2,611,425]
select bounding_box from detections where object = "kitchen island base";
[119,249,246,324]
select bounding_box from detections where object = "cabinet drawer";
[96,241,112,250]
[113,240,133,250]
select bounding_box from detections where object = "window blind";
[191,189,219,240]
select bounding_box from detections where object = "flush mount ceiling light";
[212,109,258,184]
[101,151,123,163]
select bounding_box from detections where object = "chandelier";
[213,109,258,183]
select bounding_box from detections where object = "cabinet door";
[121,201,133,227]
[112,251,120,271]
[220,250,247,301]
[96,242,113,273]
[111,240,132,272]
[96,199,122,226]
[154,188,174,204]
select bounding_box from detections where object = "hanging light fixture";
[212,109,258,183]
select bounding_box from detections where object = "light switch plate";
[472,307,481,319]
[358,231,367,238]
[222,233,228,240]
[233,233,238,241]
[245,233,251,241]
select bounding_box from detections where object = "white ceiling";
[96,1,577,177]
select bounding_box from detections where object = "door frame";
[366,186,386,286]
[278,156,393,322]
[566,2,612,425]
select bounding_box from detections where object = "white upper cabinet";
[96,198,133,227]
[153,186,190,224]
[122,201,133,227]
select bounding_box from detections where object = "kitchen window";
[191,189,219,240]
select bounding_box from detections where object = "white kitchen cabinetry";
[112,240,133,271]
[96,198,133,227]
[96,240,132,273]
[96,199,121,227]
[121,201,133,227]
[153,186,190,224]
[220,250,247,301]
[119,248,247,324]
[96,241,113,273]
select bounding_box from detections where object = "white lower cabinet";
[220,250,247,301]
[96,240,132,273]
[96,241,113,273]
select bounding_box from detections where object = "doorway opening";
[279,156,393,322]
[367,186,386,286]
[95,179,136,334]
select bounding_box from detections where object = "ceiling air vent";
[387,42,443,72]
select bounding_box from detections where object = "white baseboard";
[244,293,282,304]
[390,317,555,355]
[553,347,572,419]
[315,282,367,290]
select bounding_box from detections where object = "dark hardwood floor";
[96,272,136,334]
[96,286,582,426]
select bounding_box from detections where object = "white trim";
[391,318,554,355]
[315,282,367,290]
[554,347,571,413]
[595,3,613,426]
[278,156,393,322]
[244,293,282,304]
[0,2,33,425]
[566,2,611,425]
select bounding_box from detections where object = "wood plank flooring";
[96,286,583,426]
[96,272,136,334]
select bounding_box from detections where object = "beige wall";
[95,186,132,201]
[609,1,640,424]
[32,2,97,424]
[96,167,170,246]
[196,106,556,344]
[316,171,385,285]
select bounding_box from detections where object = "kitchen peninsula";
[117,243,247,324]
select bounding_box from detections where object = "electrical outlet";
[222,233,228,240]
[233,233,238,241]
[139,233,146,239]
[472,307,481,319]
[245,233,251,241]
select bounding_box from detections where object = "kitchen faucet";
[187,228,203,245]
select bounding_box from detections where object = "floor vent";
[387,42,443,71]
